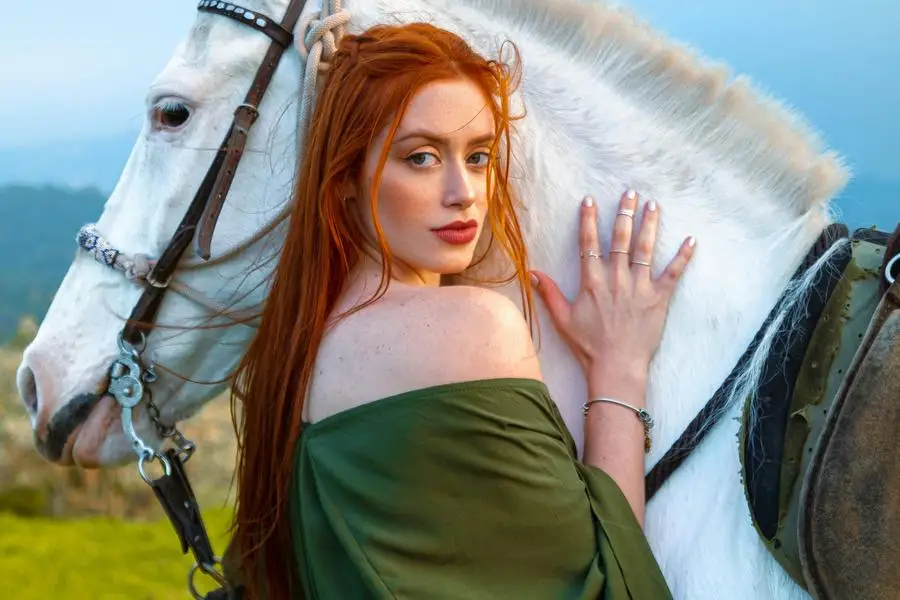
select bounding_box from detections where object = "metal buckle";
[146,268,172,288]
[188,558,229,599]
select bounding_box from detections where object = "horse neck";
[494,36,840,455]
[520,183,834,457]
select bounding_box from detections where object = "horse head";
[17,0,306,467]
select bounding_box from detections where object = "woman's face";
[352,77,496,286]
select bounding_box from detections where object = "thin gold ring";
[632,260,651,267]
[609,249,630,255]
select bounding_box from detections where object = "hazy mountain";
[0,186,106,341]
[0,132,893,230]
[0,132,138,192]
[0,145,894,342]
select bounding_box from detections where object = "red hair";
[230,22,533,598]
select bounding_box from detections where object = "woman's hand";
[531,189,695,521]
[531,190,695,391]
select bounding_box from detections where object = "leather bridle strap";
[194,0,309,261]
[197,1,295,48]
[121,0,308,346]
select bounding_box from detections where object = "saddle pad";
[740,233,889,586]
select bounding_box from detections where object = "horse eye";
[152,101,191,131]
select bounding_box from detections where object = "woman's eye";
[407,152,439,168]
[151,101,191,131]
[468,152,491,167]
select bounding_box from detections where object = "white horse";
[17,0,848,597]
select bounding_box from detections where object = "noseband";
[72,0,353,595]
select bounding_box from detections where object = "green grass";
[0,508,234,599]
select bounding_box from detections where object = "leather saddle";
[741,223,900,599]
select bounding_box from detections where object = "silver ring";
[617,208,635,218]
[580,250,601,259]
[137,450,172,485]
[609,249,630,255]
[886,254,899,285]
[188,558,228,599]
[632,260,651,267]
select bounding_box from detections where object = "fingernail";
[647,200,658,212]
[688,236,696,247]
[529,272,540,287]
[582,196,593,207]
[625,189,638,201]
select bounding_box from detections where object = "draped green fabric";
[290,378,672,599]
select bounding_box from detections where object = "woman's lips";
[433,225,478,245]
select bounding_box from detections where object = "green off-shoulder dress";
[287,378,672,599]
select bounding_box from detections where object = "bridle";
[72,0,350,596]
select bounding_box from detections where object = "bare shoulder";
[307,285,542,422]
[422,285,541,381]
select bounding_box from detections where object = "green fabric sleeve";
[290,378,671,599]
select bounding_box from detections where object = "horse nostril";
[17,365,39,416]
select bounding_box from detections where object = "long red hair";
[230,22,533,598]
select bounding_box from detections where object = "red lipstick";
[432,219,478,245]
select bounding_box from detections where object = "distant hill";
[0,186,105,342]
[0,171,894,343]
[0,131,895,230]
[0,133,137,192]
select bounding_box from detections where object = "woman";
[225,22,695,599]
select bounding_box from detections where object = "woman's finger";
[530,270,572,332]
[608,189,639,276]
[578,196,603,284]
[630,199,659,279]
[656,235,697,295]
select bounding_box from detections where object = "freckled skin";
[305,78,534,423]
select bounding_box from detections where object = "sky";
[1,0,897,183]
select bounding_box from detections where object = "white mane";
[436,0,847,210]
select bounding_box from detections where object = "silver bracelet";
[582,396,654,453]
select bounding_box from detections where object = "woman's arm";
[532,189,695,524]
[583,365,650,523]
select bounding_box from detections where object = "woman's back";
[294,377,672,599]
[305,283,543,424]
[294,282,673,598]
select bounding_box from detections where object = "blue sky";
[1,0,897,183]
